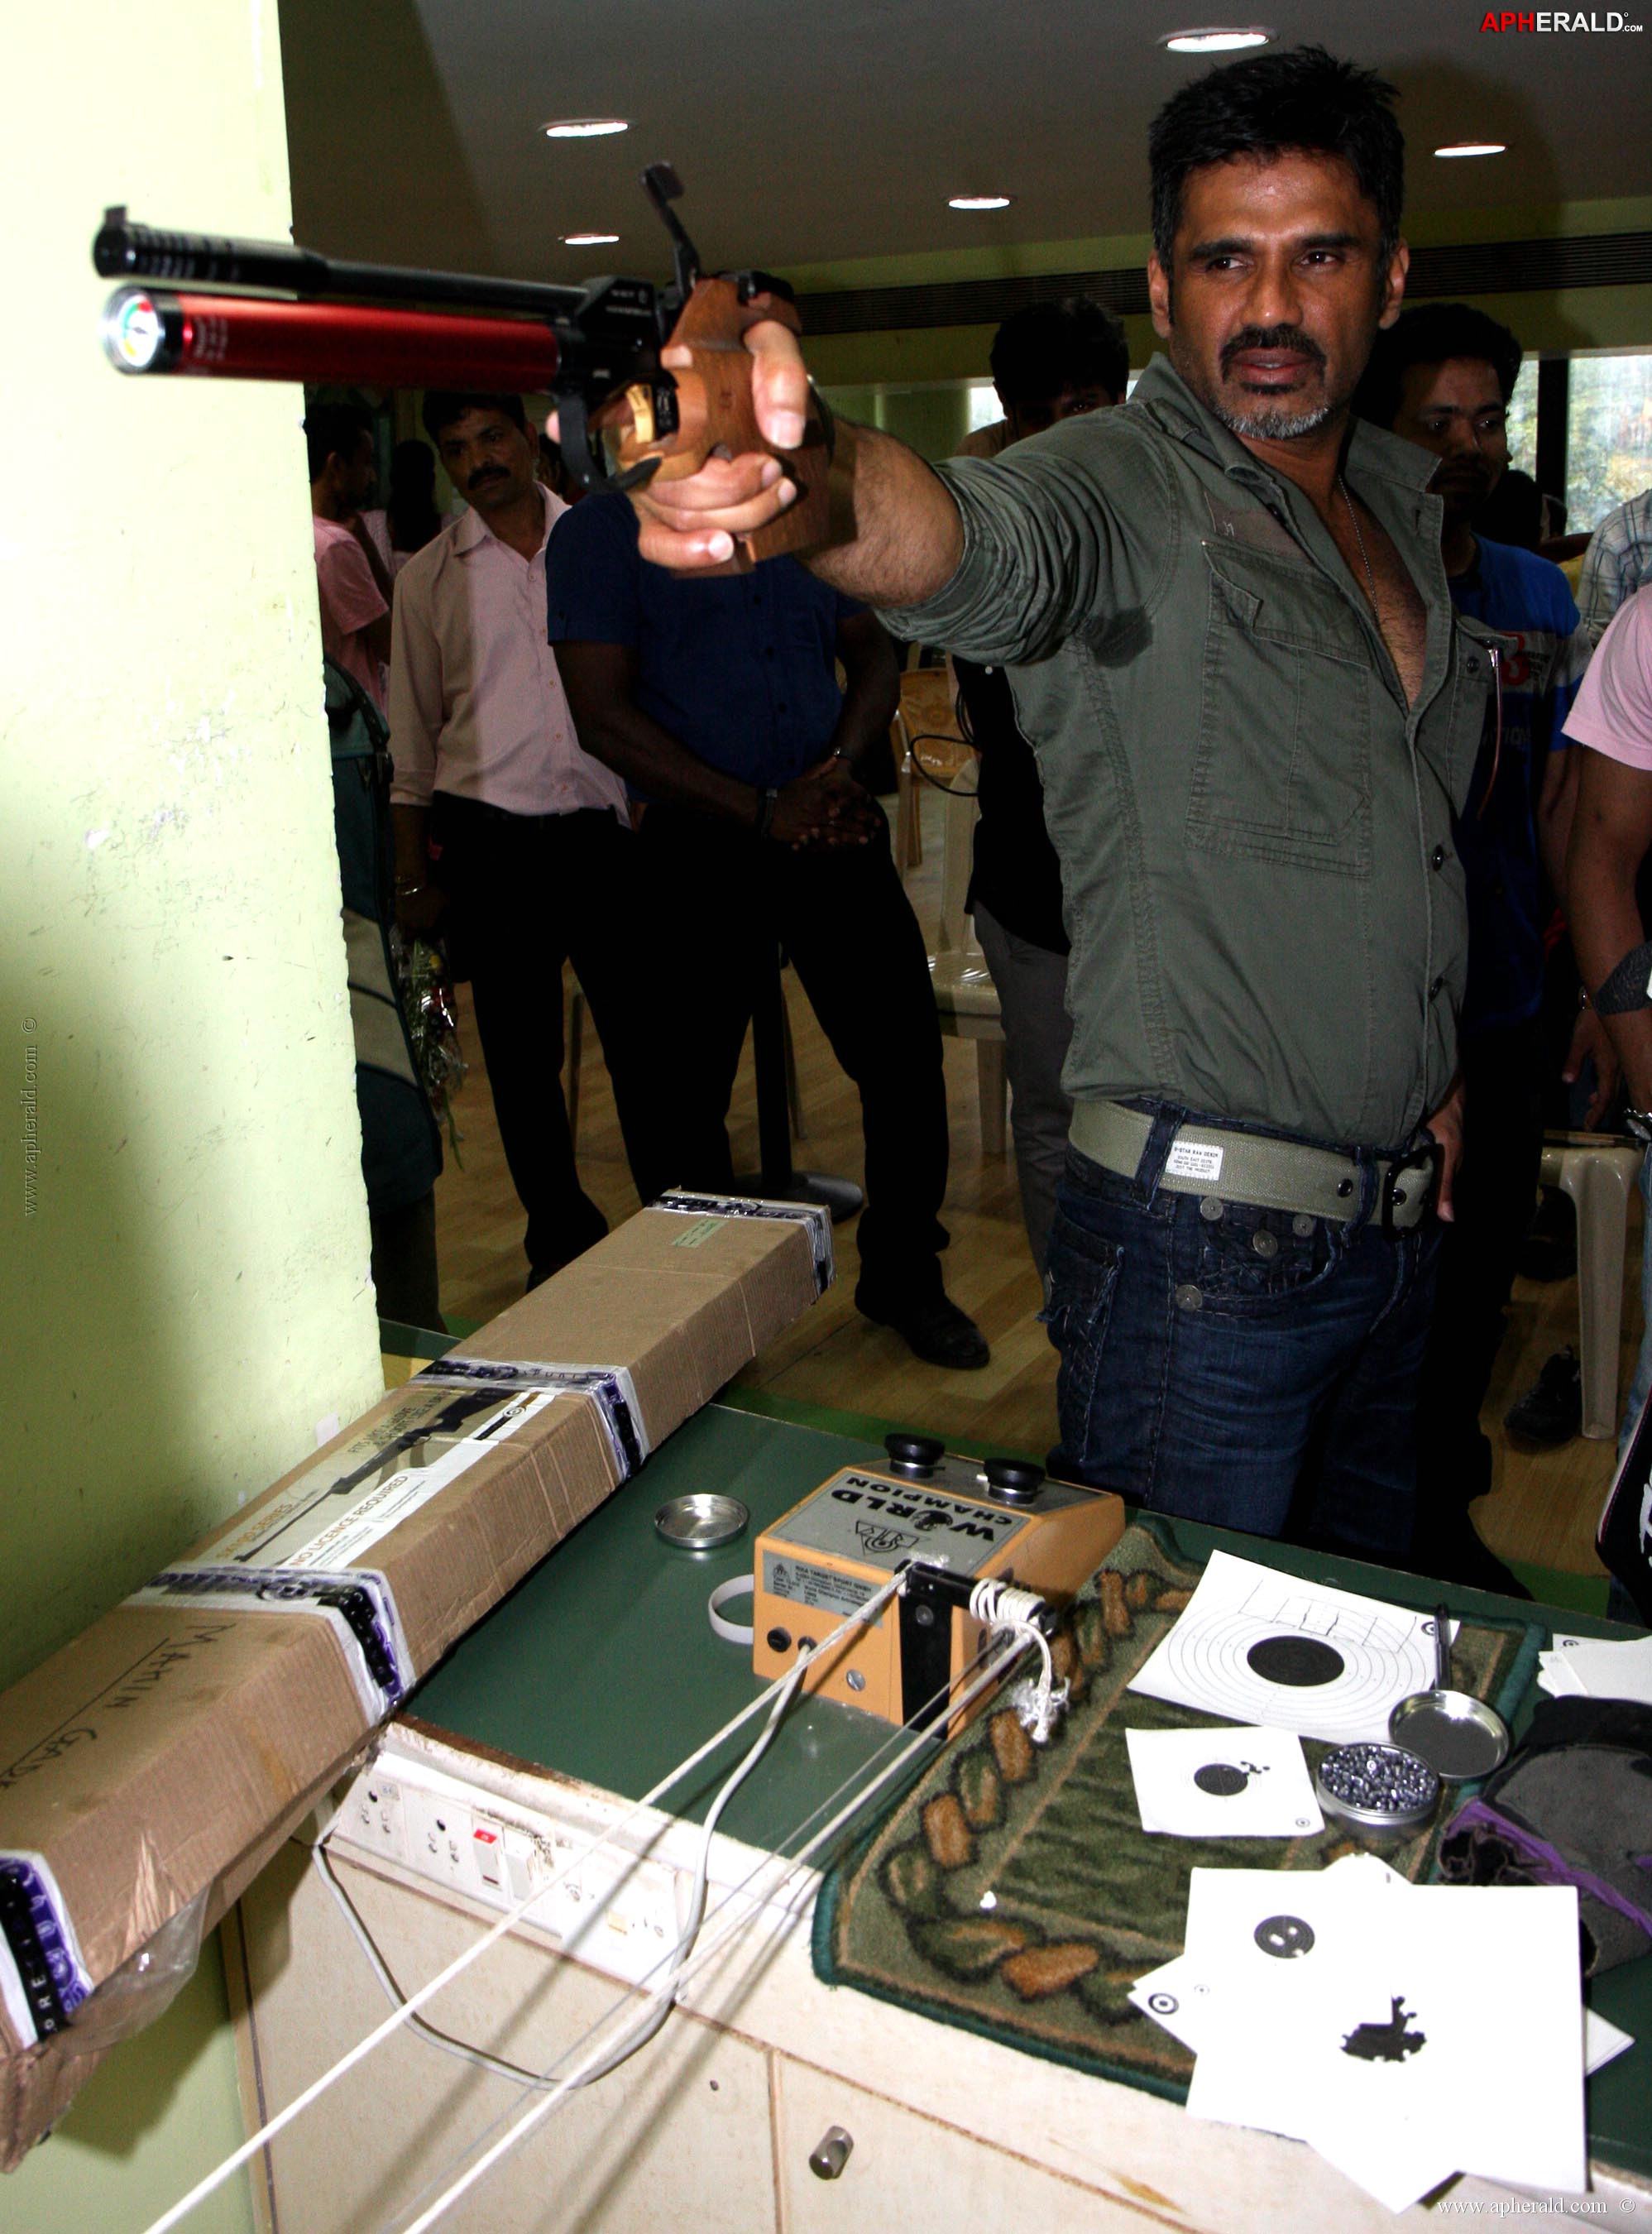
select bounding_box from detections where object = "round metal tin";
[1314,1743,1440,1843]
[654,1492,749,1552]
[1387,1688,1510,1781]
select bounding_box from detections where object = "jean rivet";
[1174,1283,1204,1311]
[1292,1212,1315,1238]
[1199,1196,1224,1222]
[1252,1229,1278,1259]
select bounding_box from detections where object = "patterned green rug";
[812,1518,1543,2101]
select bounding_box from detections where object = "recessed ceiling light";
[543,117,629,139]
[949,195,1013,212]
[1161,26,1275,52]
[1434,141,1506,158]
[561,232,620,247]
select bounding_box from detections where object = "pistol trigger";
[652,381,679,439]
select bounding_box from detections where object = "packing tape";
[653,1190,835,1295]
[0,1852,90,2049]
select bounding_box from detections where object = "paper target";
[1127,1549,1447,1744]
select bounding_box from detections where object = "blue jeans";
[1043,1120,1443,1560]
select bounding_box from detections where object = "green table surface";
[406,1401,1652,2184]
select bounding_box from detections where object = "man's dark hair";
[1353,303,1524,429]
[1148,45,1404,266]
[304,402,374,483]
[990,296,1130,407]
[420,391,529,443]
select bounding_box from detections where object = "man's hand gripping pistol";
[93,162,830,570]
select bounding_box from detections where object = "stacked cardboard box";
[0,1198,826,2167]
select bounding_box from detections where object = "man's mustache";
[1220,325,1329,376]
[467,467,510,490]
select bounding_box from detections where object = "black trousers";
[1412,1019,1544,1557]
[431,798,668,1278]
[635,804,952,1301]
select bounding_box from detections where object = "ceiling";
[279,0,1652,290]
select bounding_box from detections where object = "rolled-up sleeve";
[876,421,1170,665]
[387,568,444,808]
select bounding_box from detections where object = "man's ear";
[1377,238,1410,332]
[1147,253,1174,341]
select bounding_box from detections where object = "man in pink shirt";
[1563,586,1652,1598]
[307,405,395,712]
[389,391,667,1285]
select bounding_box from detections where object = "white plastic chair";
[1538,1134,1645,1439]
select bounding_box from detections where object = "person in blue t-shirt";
[1358,304,1597,1592]
[545,493,989,1372]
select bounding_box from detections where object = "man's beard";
[1181,323,1350,443]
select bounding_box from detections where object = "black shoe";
[1503,1347,1583,1449]
[857,1287,990,1370]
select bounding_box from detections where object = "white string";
[140,1570,904,2234]
[376,1617,1022,2234]
[394,1632,1033,2234]
[968,1577,1065,1742]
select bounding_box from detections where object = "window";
[1504,358,1538,481]
[1566,351,1652,536]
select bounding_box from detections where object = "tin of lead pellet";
[1314,1742,1440,1842]
[1386,1601,1511,1781]
[654,1492,749,1551]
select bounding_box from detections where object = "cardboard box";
[0,1199,825,2167]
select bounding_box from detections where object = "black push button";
[984,1457,1045,1501]
[885,1431,946,1471]
[766,1627,792,1653]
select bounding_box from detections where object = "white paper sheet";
[1141,1861,1586,2214]
[1549,1632,1652,1706]
[1125,1723,1324,1838]
[1127,1550,1453,1743]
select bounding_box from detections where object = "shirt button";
[1466,656,1480,674]
[1431,845,1446,870]
[1430,975,1444,997]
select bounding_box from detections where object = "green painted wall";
[2,0,388,2223]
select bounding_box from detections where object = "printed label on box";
[415,1359,646,1477]
[762,1552,879,1619]
[198,1388,560,1575]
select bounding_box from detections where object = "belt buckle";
[1379,1140,1441,1234]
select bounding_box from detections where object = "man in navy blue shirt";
[546,493,989,1370]
[1359,304,1597,1589]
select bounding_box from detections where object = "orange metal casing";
[751,1460,1125,1734]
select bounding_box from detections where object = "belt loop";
[1351,1152,1381,1228]
[1132,1104,1187,1208]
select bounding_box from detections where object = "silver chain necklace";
[1338,474,1379,611]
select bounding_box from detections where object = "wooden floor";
[431,811,1625,1592]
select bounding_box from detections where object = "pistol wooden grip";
[614,276,831,570]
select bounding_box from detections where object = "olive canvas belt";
[1069,1100,1439,1234]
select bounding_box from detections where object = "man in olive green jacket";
[591,46,1492,1561]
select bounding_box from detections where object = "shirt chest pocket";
[1425,616,1502,819]
[1185,540,1373,875]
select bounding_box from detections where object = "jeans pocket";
[1192,1200,1343,1311]
[1043,1214,1127,1465]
